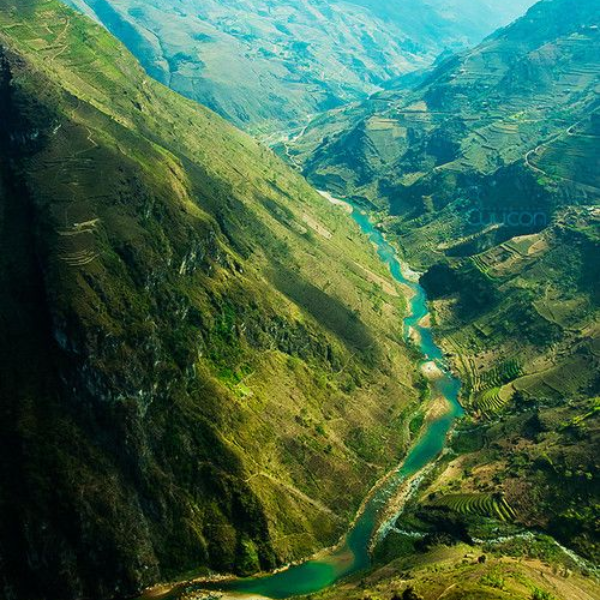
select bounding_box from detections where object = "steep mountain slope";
[283,0,600,590]
[0,1,425,599]
[298,0,599,210]
[62,0,536,133]
[293,0,600,384]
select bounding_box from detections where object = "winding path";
[524,111,600,194]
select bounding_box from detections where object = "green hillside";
[292,0,600,415]
[312,544,599,600]
[296,0,599,208]
[61,0,536,134]
[0,2,424,598]
[279,2,600,596]
[1,1,598,600]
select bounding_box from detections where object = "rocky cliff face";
[0,42,273,600]
[0,2,418,598]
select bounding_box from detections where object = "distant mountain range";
[295,0,599,219]
[62,0,536,132]
[0,1,598,600]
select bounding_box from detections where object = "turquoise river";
[178,199,464,599]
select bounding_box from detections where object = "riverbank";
[141,192,464,600]
[317,190,354,213]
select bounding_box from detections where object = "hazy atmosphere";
[0,2,598,600]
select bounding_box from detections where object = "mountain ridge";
[62,0,537,133]
[0,1,424,598]
[294,0,599,215]
[283,0,600,582]
[0,1,598,599]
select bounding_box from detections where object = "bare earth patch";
[302,213,332,239]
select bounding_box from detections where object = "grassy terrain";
[61,0,536,134]
[0,2,596,600]
[0,2,428,598]
[397,207,599,581]
[311,395,600,600]
[293,0,599,219]
[280,2,600,598]
[286,0,600,546]
[314,543,599,600]
[422,207,599,418]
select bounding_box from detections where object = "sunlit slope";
[0,2,420,599]
[291,0,600,415]
[62,0,536,133]
[312,543,600,600]
[296,0,600,444]
[286,1,600,578]
[297,0,599,217]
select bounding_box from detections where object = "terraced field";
[467,360,523,418]
[533,114,600,193]
[276,5,600,597]
[478,360,522,391]
[470,387,510,417]
[420,200,600,421]
[429,493,518,522]
[512,354,597,400]
[63,0,536,133]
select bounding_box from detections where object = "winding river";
[195,199,464,599]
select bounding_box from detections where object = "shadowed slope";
[0,1,419,598]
